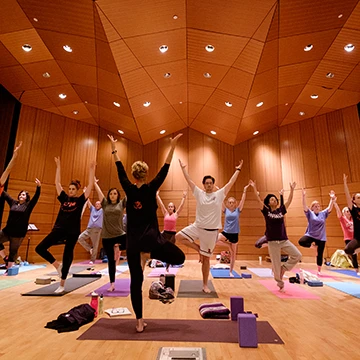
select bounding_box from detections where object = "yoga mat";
[248,268,273,277]
[86,278,130,297]
[96,265,129,276]
[329,269,360,278]
[75,260,104,265]
[45,266,89,276]
[0,279,31,290]
[148,267,179,278]
[258,280,320,299]
[177,280,218,298]
[0,264,47,275]
[77,318,284,344]
[325,282,360,299]
[292,268,337,279]
[210,268,242,278]
[21,276,100,296]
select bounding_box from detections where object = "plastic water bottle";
[159,274,165,285]
[99,294,104,314]
[90,292,99,316]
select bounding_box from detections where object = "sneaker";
[57,264,62,277]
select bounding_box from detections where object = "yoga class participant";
[216,182,250,276]
[108,133,185,333]
[35,157,96,293]
[250,180,301,292]
[176,160,243,293]
[298,189,336,275]
[93,179,126,291]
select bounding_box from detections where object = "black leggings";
[345,239,359,269]
[35,229,78,280]
[127,241,185,319]
[298,236,326,267]
[102,235,126,283]
[0,230,24,262]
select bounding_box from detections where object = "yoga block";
[241,273,252,279]
[7,266,19,276]
[165,274,175,291]
[238,313,258,348]
[307,280,323,287]
[35,276,51,285]
[230,296,244,321]
[240,266,247,270]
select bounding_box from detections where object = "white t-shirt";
[193,186,226,229]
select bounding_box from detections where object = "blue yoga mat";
[329,269,360,278]
[0,264,46,276]
[210,268,242,278]
[325,282,360,299]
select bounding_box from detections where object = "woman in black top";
[35,157,96,293]
[108,133,185,333]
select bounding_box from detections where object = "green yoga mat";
[0,279,31,290]
[177,280,218,298]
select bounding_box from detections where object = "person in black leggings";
[108,133,185,333]
[35,157,96,293]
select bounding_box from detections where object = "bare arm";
[284,182,296,209]
[333,201,342,219]
[249,180,265,209]
[176,191,187,215]
[223,160,243,196]
[156,191,167,216]
[165,134,183,164]
[108,134,121,162]
[0,142,22,186]
[325,190,336,213]
[301,188,309,212]
[238,182,250,211]
[94,178,105,202]
[84,161,96,199]
[178,159,195,192]
[343,174,353,209]
[54,157,63,196]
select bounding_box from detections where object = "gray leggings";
[0,230,24,262]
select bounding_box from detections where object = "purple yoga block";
[237,313,258,348]
[241,273,252,278]
[230,296,244,321]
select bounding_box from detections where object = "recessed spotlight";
[205,45,215,52]
[118,130,124,134]
[84,100,88,104]
[113,101,120,107]
[179,101,183,104]
[326,72,335,78]
[285,103,289,106]
[256,101,264,107]
[72,110,79,115]
[173,15,178,20]
[338,14,343,18]
[344,44,355,52]
[143,101,151,107]
[63,45,72,53]
[159,45,168,53]
[160,130,166,134]
[210,130,217,135]
[299,111,305,116]
[225,101,232,107]
[304,44,313,52]
[42,72,51,78]
[253,130,259,135]
[22,44,32,52]
[59,93,67,99]
[203,72,212,78]
[33,18,38,22]
[310,94,319,99]
[164,72,171,78]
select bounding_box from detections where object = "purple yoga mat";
[86,278,130,297]
[147,267,179,277]
[77,318,284,344]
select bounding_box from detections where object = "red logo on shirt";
[133,201,142,209]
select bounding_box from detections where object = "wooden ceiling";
[0,0,359,145]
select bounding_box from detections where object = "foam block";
[241,273,252,279]
[307,280,323,287]
[165,274,175,291]
[7,266,19,276]
[230,296,244,321]
[238,313,258,348]
[240,266,247,270]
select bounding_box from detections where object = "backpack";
[149,281,175,301]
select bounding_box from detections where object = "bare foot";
[136,319,148,333]
[202,285,211,293]
[229,271,234,277]
[107,284,115,292]
[278,285,285,293]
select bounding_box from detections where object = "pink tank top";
[339,216,353,240]
[164,213,177,232]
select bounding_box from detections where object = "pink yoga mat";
[147,267,179,277]
[292,268,337,280]
[259,280,321,299]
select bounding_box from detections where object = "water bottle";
[90,292,99,316]
[99,294,104,314]
[159,274,165,285]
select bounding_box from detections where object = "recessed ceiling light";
[210,130,217,135]
[179,101,183,104]
[310,94,319,99]
[256,101,264,107]
[285,103,289,106]
[22,44,32,52]
[203,72,212,78]
[159,45,168,53]
[304,44,313,52]
[344,44,355,52]
[42,72,51,78]
[173,15,178,20]
[253,130,259,135]
[72,110,79,115]
[33,18,38,22]
[225,101,232,107]
[326,72,335,78]
[164,72,171,78]
[63,45,72,53]
[59,93,67,99]
[299,111,305,116]
[118,130,124,134]
[113,101,120,107]
[143,101,151,107]
[338,14,343,18]
[205,45,215,52]
[160,130,166,134]
[84,100,88,104]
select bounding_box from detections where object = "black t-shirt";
[261,204,288,241]
[350,205,360,240]
[53,191,86,235]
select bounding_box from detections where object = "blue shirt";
[304,209,329,241]
[223,208,240,234]
[87,206,103,229]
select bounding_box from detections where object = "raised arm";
[108,134,121,162]
[176,191,187,215]
[84,161,96,199]
[156,191,167,216]
[179,159,195,192]
[94,178,105,202]
[54,157,63,196]
[333,200,342,219]
[249,180,265,209]
[325,190,336,213]
[301,188,309,212]
[165,133,183,164]
[284,182,296,209]
[223,160,243,196]
[238,182,250,211]
[0,141,22,186]
[343,174,353,209]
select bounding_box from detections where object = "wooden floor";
[1,259,359,360]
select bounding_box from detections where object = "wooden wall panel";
[172,128,189,191]
[60,117,77,186]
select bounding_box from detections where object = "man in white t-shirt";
[176,159,243,293]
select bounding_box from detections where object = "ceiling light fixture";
[179,101,183,104]
[164,72,171,78]
[59,93,67,99]
[205,45,215,52]
[159,45,168,53]
[310,94,319,99]
[63,45,72,53]
[72,110,79,115]
[203,72,212,78]
[285,103,289,106]
[33,18,38,22]
[113,101,120,107]
[344,44,355,52]
[42,72,51,78]
[225,101,232,107]
[338,14,343,18]
[118,130,124,134]
[22,44,32,52]
[253,130,259,135]
[173,15,178,20]
[299,111,305,116]
[210,130,217,135]
[160,130,166,134]
[143,101,151,107]
[84,100,88,104]
[256,101,264,107]
[304,44,313,52]
[326,72,335,78]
